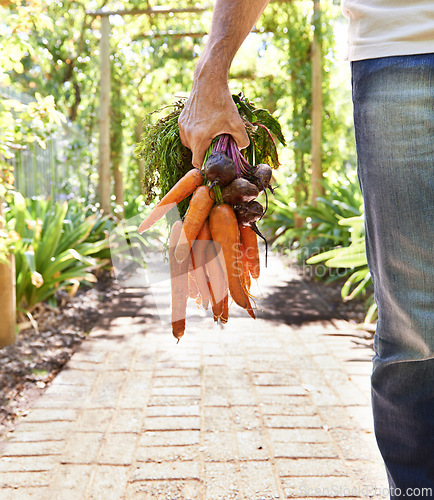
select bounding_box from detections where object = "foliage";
[264,171,363,256]
[306,216,377,323]
[5,194,111,316]
[135,95,285,218]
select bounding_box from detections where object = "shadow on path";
[259,278,339,325]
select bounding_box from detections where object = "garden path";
[0,253,388,499]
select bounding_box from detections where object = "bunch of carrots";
[138,134,274,341]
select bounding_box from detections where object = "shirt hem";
[345,42,434,62]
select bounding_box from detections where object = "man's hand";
[178,74,249,168]
[178,0,269,168]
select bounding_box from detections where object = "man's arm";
[178,0,270,168]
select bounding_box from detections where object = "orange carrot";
[239,224,260,280]
[138,168,204,233]
[240,239,251,291]
[209,203,247,309]
[205,241,228,320]
[175,185,215,263]
[191,220,212,310]
[188,256,200,300]
[169,220,189,340]
[220,291,229,324]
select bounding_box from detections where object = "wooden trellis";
[86,2,323,215]
[86,6,212,215]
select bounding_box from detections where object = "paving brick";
[1,440,64,457]
[135,445,200,463]
[97,433,138,465]
[329,429,379,461]
[281,476,367,498]
[132,460,200,481]
[126,479,202,500]
[202,431,237,462]
[259,403,317,417]
[10,421,73,435]
[0,471,52,488]
[153,368,200,378]
[204,462,239,499]
[153,376,200,387]
[48,464,94,499]
[86,372,128,408]
[269,428,331,444]
[202,388,229,407]
[109,408,143,433]
[151,386,201,397]
[24,408,78,423]
[0,456,58,472]
[117,373,152,408]
[264,415,323,429]
[87,465,129,500]
[238,461,281,499]
[236,431,270,461]
[273,441,340,460]
[61,432,104,464]
[255,385,306,396]
[145,405,200,417]
[252,372,299,386]
[203,407,232,432]
[143,416,200,431]
[0,487,50,499]
[139,430,200,447]
[276,458,351,477]
[231,406,262,431]
[7,430,66,443]
[74,409,114,432]
[148,395,200,407]
[227,388,257,406]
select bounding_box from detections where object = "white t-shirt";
[341,0,434,61]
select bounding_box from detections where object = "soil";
[0,260,375,442]
[0,272,122,440]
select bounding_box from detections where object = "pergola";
[1,1,323,347]
[85,1,323,215]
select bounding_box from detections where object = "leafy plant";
[306,215,377,324]
[264,171,363,259]
[5,194,110,317]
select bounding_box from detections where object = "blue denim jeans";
[352,54,434,498]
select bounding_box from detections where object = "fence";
[3,88,78,200]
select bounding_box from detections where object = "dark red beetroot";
[222,178,259,205]
[235,200,264,225]
[251,164,272,193]
[204,152,237,186]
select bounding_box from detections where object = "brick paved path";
[0,254,388,499]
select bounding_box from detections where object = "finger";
[191,141,211,169]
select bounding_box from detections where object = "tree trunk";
[136,120,145,187]
[98,16,111,214]
[113,162,124,218]
[293,151,307,230]
[0,253,16,347]
[311,0,324,206]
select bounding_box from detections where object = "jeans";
[352,54,434,498]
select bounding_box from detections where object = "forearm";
[197,0,270,80]
[178,0,270,167]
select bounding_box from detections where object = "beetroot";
[222,178,259,205]
[235,201,264,225]
[251,163,272,193]
[204,152,237,187]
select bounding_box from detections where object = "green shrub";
[5,194,111,316]
[306,215,377,324]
